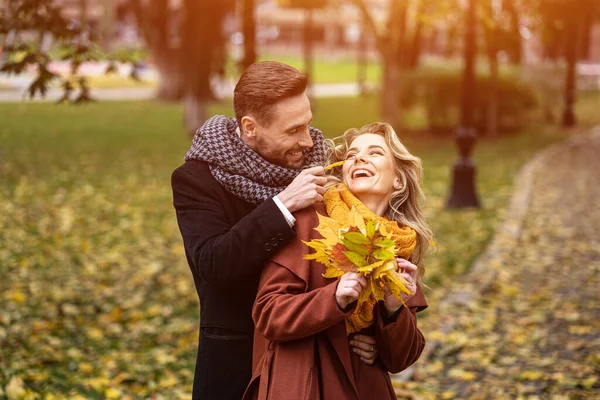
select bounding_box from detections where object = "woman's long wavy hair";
[325,122,433,280]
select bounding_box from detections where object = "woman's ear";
[393,178,402,190]
[240,116,256,138]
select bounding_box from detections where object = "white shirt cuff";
[273,196,296,227]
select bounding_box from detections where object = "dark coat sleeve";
[171,163,296,286]
[373,287,428,374]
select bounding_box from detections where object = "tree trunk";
[100,0,114,50]
[241,0,256,71]
[407,0,426,70]
[395,1,409,68]
[408,15,424,69]
[303,8,314,98]
[485,1,500,137]
[183,94,208,137]
[80,0,88,29]
[179,0,230,135]
[562,20,578,127]
[505,0,522,65]
[155,48,184,101]
[580,8,593,60]
[460,0,477,128]
[357,13,368,96]
[487,50,499,137]
[355,0,405,127]
[381,55,401,128]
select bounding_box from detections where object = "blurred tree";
[481,0,504,137]
[353,0,408,126]
[128,0,233,134]
[0,0,139,103]
[406,0,428,70]
[503,0,523,65]
[128,0,182,101]
[532,0,599,127]
[100,0,115,51]
[278,0,327,94]
[181,0,231,135]
[240,0,257,71]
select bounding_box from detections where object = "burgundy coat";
[244,204,428,400]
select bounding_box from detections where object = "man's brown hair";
[233,61,308,127]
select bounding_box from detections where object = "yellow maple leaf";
[357,259,386,274]
[313,213,342,245]
[348,208,367,236]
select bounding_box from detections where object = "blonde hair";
[325,122,433,280]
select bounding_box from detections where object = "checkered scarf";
[185,115,328,205]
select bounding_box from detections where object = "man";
[172,61,376,400]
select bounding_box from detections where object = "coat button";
[277,233,284,241]
[270,238,279,246]
[265,243,273,252]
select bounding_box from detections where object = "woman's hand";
[383,258,418,316]
[349,334,378,365]
[335,272,367,310]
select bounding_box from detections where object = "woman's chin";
[347,180,374,195]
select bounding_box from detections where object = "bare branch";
[352,0,385,54]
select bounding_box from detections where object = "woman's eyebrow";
[347,145,386,152]
[367,145,386,152]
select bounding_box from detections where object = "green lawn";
[253,54,382,84]
[50,74,157,90]
[1,94,598,398]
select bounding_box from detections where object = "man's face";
[253,93,313,169]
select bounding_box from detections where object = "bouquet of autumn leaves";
[303,184,418,334]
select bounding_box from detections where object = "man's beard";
[255,136,303,169]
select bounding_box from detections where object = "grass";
[253,54,382,84]
[85,75,156,89]
[1,93,598,398]
[50,74,157,90]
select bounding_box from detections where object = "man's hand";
[335,272,367,310]
[277,166,327,213]
[350,334,378,365]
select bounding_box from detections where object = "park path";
[0,78,365,102]
[396,129,600,399]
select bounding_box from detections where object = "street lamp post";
[562,19,578,128]
[446,0,480,209]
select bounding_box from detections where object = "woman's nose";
[355,152,368,163]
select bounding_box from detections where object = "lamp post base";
[446,161,480,209]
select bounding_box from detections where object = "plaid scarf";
[185,115,328,205]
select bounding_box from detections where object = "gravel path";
[399,130,600,399]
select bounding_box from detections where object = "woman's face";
[342,133,398,202]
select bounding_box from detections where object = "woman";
[243,122,433,400]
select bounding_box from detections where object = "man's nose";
[298,128,313,148]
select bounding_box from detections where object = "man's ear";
[240,116,257,138]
